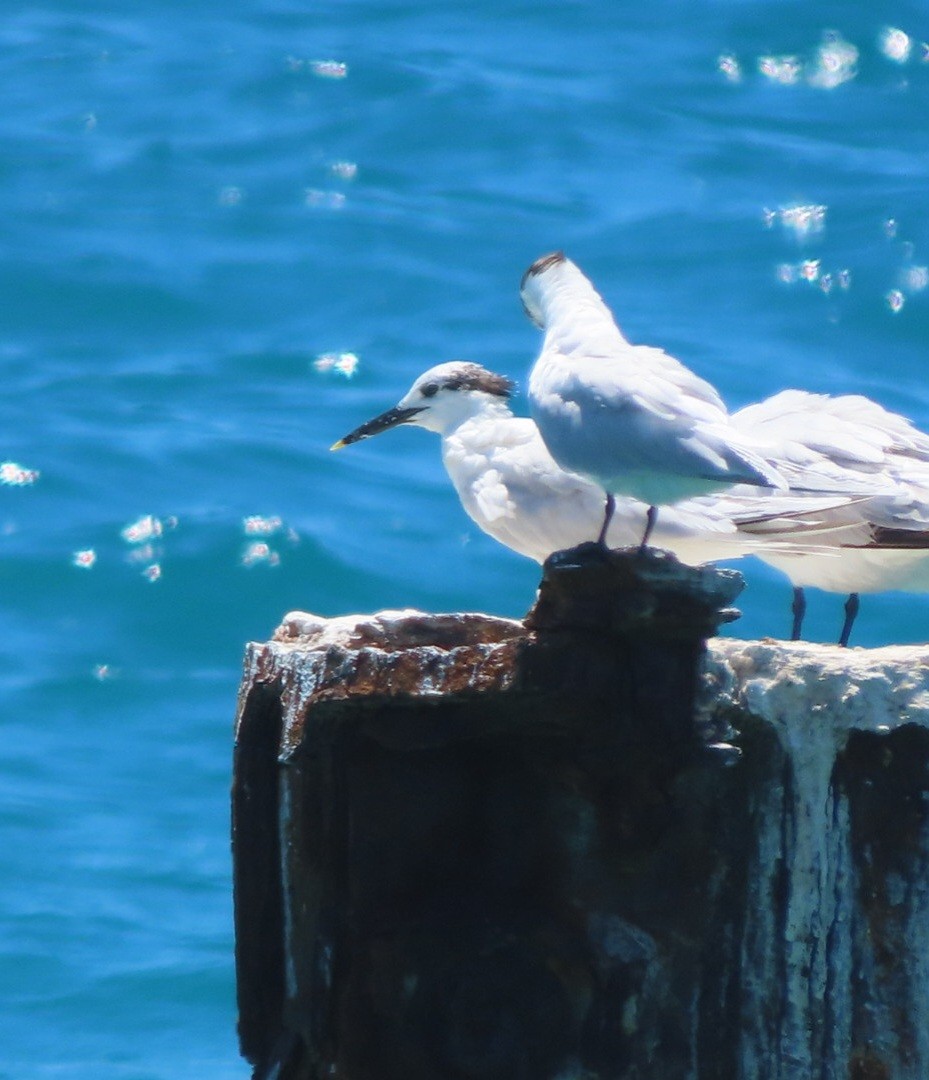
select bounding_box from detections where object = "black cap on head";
[519,250,566,291]
[439,362,514,399]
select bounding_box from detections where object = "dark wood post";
[232,544,929,1079]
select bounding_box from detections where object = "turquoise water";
[2,3,929,1075]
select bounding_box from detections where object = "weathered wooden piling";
[232,544,929,1080]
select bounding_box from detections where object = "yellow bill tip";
[330,439,346,451]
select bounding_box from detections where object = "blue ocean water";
[2,2,929,1075]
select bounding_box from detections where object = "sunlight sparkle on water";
[799,259,820,282]
[756,34,856,88]
[304,188,346,209]
[121,514,163,544]
[758,55,802,85]
[764,204,827,240]
[901,266,929,293]
[777,261,851,292]
[886,289,906,313]
[807,33,858,88]
[329,161,358,180]
[729,31,861,90]
[72,549,97,569]
[243,515,283,536]
[242,541,280,568]
[310,60,348,79]
[880,28,912,64]
[0,461,39,486]
[314,352,359,378]
[717,55,741,83]
[241,515,297,566]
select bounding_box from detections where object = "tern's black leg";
[596,492,616,547]
[838,592,860,648]
[638,505,658,553]
[790,587,806,641]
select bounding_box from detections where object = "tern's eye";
[421,382,439,398]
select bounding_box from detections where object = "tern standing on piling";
[728,389,929,645]
[522,251,786,547]
[331,361,844,567]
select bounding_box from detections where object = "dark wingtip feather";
[867,525,929,549]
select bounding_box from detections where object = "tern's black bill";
[331,405,425,450]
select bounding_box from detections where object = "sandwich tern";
[729,390,929,645]
[331,361,846,568]
[522,251,787,548]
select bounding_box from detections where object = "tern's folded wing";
[733,390,929,472]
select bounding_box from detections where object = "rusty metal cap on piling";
[525,542,745,641]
